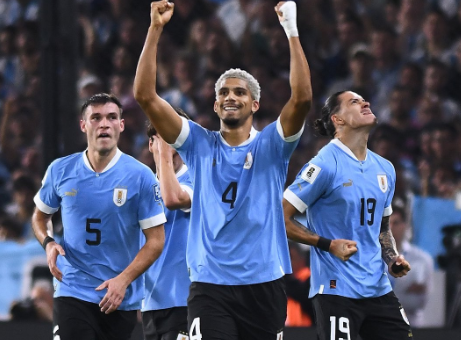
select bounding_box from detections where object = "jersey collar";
[330,139,368,161]
[82,148,122,173]
[219,127,258,147]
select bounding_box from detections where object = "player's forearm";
[158,157,190,210]
[379,216,399,264]
[31,208,53,245]
[117,227,165,286]
[133,26,163,103]
[288,38,312,111]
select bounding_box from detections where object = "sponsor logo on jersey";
[153,184,161,201]
[176,333,189,340]
[301,163,321,183]
[64,189,78,196]
[342,179,353,187]
[377,174,388,193]
[113,187,127,206]
[243,151,253,169]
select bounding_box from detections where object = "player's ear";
[213,101,218,113]
[120,118,125,132]
[331,114,344,126]
[79,119,86,133]
[251,100,260,114]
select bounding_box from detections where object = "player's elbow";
[133,86,158,106]
[164,196,188,210]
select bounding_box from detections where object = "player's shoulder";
[368,149,395,172]
[48,152,84,171]
[119,153,155,174]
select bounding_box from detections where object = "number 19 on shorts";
[330,316,350,340]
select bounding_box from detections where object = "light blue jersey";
[171,117,302,285]
[284,139,395,299]
[142,164,193,311]
[34,149,166,310]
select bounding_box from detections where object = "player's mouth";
[361,109,373,115]
[98,133,111,139]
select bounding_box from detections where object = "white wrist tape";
[279,1,298,38]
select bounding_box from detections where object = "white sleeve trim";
[139,213,167,230]
[180,184,193,213]
[276,117,305,142]
[283,189,307,213]
[170,117,190,149]
[383,205,393,217]
[33,193,59,214]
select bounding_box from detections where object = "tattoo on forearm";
[379,216,398,264]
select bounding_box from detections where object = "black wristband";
[42,236,55,250]
[317,237,332,252]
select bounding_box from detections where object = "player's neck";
[86,147,117,173]
[220,120,252,146]
[337,132,369,161]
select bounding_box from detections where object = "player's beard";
[221,116,241,127]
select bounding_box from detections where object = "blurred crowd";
[0,0,460,325]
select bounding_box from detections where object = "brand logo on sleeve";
[342,179,353,187]
[301,163,321,183]
[113,187,127,206]
[377,174,388,193]
[64,189,78,196]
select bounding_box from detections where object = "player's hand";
[96,276,129,314]
[46,242,65,281]
[329,239,358,261]
[150,0,174,28]
[155,135,175,158]
[388,254,411,278]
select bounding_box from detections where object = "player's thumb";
[95,281,108,291]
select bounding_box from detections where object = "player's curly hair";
[215,68,261,102]
[314,91,347,138]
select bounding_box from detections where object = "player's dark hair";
[391,204,407,222]
[314,91,346,137]
[80,93,123,117]
[146,107,192,139]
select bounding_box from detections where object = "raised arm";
[152,135,191,210]
[134,0,182,144]
[283,199,357,261]
[275,1,313,137]
[379,216,411,277]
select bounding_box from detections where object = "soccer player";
[283,90,413,340]
[134,1,312,338]
[142,109,193,340]
[32,93,166,340]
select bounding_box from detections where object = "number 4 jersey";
[34,149,166,310]
[284,139,395,299]
[172,117,302,285]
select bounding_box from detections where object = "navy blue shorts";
[187,278,286,340]
[142,307,188,340]
[53,297,137,340]
[312,291,413,340]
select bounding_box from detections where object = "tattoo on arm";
[379,216,398,264]
[288,215,320,245]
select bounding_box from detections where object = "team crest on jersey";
[301,163,321,184]
[243,151,253,169]
[377,174,388,193]
[113,188,127,206]
[153,184,161,201]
